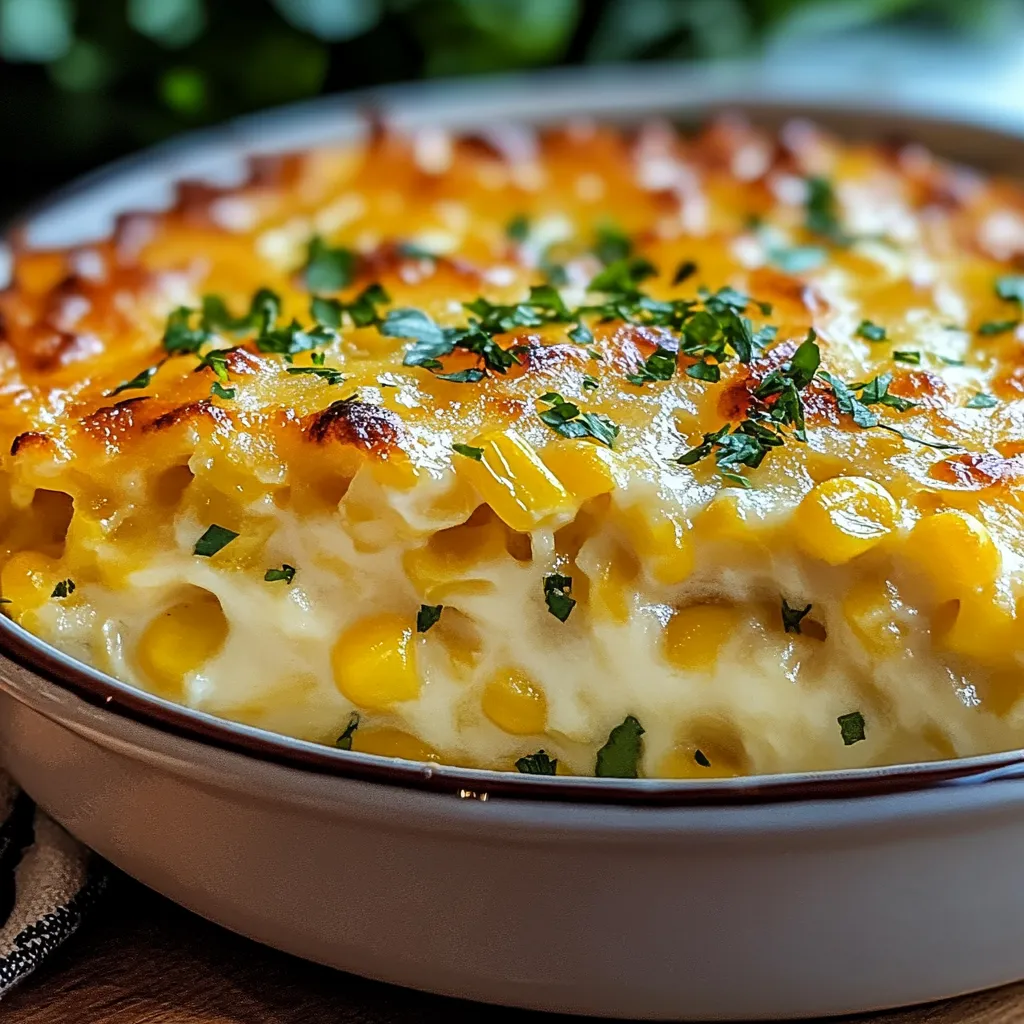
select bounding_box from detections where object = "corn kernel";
[658,743,744,779]
[136,593,228,700]
[541,441,619,503]
[332,613,420,710]
[664,604,740,671]
[0,550,61,615]
[351,727,440,763]
[842,578,905,656]
[794,476,897,565]
[453,429,570,532]
[403,511,508,601]
[370,455,420,491]
[936,591,1016,666]
[619,505,693,585]
[581,540,638,623]
[904,509,1000,597]
[482,668,548,735]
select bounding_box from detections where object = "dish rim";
[4,61,1024,807]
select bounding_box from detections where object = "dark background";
[0,0,1019,218]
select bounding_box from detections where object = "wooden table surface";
[0,875,1022,1024]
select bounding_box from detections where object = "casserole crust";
[3,115,1024,778]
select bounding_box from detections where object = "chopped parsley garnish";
[417,604,443,632]
[838,711,866,746]
[581,374,599,392]
[108,363,162,397]
[436,368,486,383]
[694,749,712,768]
[336,711,360,751]
[675,330,820,484]
[595,715,644,779]
[256,320,334,357]
[310,283,389,329]
[978,320,1019,337]
[626,346,678,386]
[162,306,211,355]
[210,381,236,400]
[966,392,999,409]
[452,443,483,461]
[768,245,827,274]
[589,256,657,295]
[193,524,239,558]
[804,175,849,245]
[672,260,698,285]
[818,370,915,429]
[856,320,887,342]
[594,223,633,265]
[543,573,576,622]
[303,235,356,293]
[505,214,529,242]
[515,750,558,775]
[50,579,75,599]
[568,322,594,345]
[995,275,1024,303]
[286,366,346,385]
[264,564,296,584]
[202,288,281,335]
[893,350,920,365]
[538,392,619,448]
[781,598,811,634]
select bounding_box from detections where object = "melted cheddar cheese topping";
[4,116,1024,778]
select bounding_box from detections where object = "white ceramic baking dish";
[3,64,1024,1021]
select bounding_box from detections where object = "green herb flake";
[210,381,236,400]
[838,711,866,746]
[506,214,529,243]
[193,524,239,558]
[781,597,812,634]
[286,366,347,385]
[417,604,443,633]
[594,223,633,265]
[672,260,698,285]
[162,306,211,355]
[625,347,677,386]
[515,750,558,775]
[108,363,161,397]
[50,579,76,599]
[893,351,921,365]
[768,245,827,274]
[543,573,576,622]
[995,275,1024,303]
[595,715,645,779]
[336,711,360,750]
[694,749,712,768]
[264,564,296,584]
[452,443,484,461]
[966,392,999,409]
[303,235,356,293]
[978,320,1019,337]
[434,368,484,384]
[805,175,848,245]
[568,322,594,345]
[856,320,887,342]
[581,374,599,392]
[538,392,619,448]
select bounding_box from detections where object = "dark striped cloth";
[0,775,106,997]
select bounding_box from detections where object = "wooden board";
[3,875,1023,1023]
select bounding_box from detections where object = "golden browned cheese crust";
[2,116,1024,778]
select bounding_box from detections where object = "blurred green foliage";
[0,0,1020,214]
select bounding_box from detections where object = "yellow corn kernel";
[582,541,638,623]
[331,613,420,710]
[369,455,420,491]
[0,550,61,616]
[793,476,898,565]
[842,578,905,656]
[619,505,693,585]
[658,744,744,779]
[692,493,748,543]
[351,727,440,763]
[403,511,508,601]
[541,441,619,503]
[136,593,228,701]
[905,509,1000,597]
[664,604,740,671]
[936,591,1016,666]
[453,429,569,532]
[482,668,548,735]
